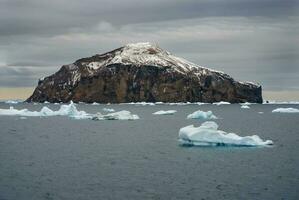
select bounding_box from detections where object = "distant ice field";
[0,102,299,199]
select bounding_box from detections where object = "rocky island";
[27,42,262,103]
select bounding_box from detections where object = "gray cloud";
[0,0,298,91]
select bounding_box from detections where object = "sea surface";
[0,102,299,200]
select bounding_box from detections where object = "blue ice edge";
[178,139,274,148]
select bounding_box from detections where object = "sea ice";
[213,101,231,106]
[187,110,217,120]
[103,108,115,112]
[241,105,250,109]
[92,110,139,120]
[179,121,273,147]
[272,108,299,113]
[0,101,92,119]
[153,110,177,115]
[4,100,20,104]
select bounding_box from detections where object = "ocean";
[0,102,298,199]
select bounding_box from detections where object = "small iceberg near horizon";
[213,101,231,106]
[241,105,250,109]
[92,111,139,120]
[0,101,92,119]
[272,108,299,113]
[187,110,217,120]
[153,110,177,115]
[103,108,115,112]
[179,121,273,147]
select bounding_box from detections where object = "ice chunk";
[92,102,100,105]
[187,110,217,120]
[153,110,177,115]
[92,110,139,120]
[213,101,231,106]
[5,100,20,104]
[124,102,155,106]
[0,101,92,119]
[258,112,264,114]
[272,108,299,113]
[103,108,115,112]
[240,102,253,106]
[241,105,250,109]
[179,121,273,147]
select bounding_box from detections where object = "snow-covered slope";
[81,42,226,76]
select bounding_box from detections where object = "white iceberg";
[187,110,217,120]
[241,105,250,109]
[213,101,231,106]
[4,100,20,104]
[264,101,299,104]
[153,110,177,115]
[92,102,100,105]
[272,108,299,113]
[124,102,155,106]
[0,101,92,119]
[92,110,139,120]
[240,102,253,106]
[103,108,115,112]
[179,121,273,147]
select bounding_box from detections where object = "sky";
[0,0,298,99]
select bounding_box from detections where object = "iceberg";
[272,108,299,113]
[187,110,217,120]
[153,110,177,115]
[103,108,115,112]
[241,105,250,109]
[179,121,273,147]
[92,110,139,120]
[0,101,92,119]
[213,101,231,106]
[4,100,20,104]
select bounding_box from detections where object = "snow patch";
[272,108,299,113]
[187,110,217,120]
[179,121,273,147]
[153,110,177,115]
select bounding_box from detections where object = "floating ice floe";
[92,102,100,105]
[0,101,92,119]
[263,101,299,104]
[213,101,231,106]
[240,102,253,106]
[241,105,250,109]
[123,102,155,106]
[153,110,177,115]
[92,110,139,120]
[103,108,115,112]
[178,121,273,147]
[187,110,217,120]
[272,108,299,113]
[4,100,20,104]
[258,112,264,114]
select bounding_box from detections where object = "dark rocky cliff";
[27,42,262,103]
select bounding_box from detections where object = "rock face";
[27,42,262,103]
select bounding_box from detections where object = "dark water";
[0,103,299,200]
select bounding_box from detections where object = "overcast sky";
[0,0,298,91]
